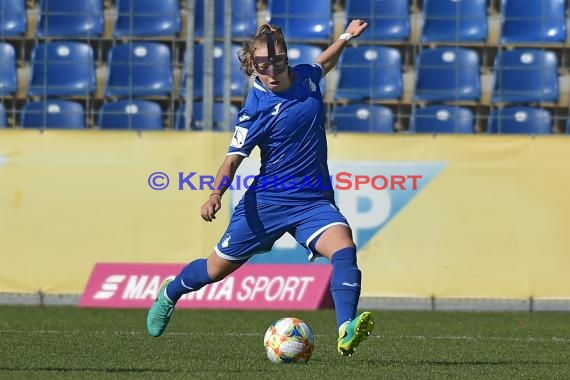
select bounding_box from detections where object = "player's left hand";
[345,19,368,38]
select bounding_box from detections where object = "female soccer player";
[148,19,373,356]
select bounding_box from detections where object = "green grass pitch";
[1,306,569,379]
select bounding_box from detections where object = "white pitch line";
[388,335,570,343]
[1,330,570,343]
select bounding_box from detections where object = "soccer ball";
[263,317,315,364]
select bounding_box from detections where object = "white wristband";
[339,32,353,41]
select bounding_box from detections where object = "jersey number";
[271,103,282,116]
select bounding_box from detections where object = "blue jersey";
[227,63,334,205]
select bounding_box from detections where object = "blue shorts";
[214,196,350,262]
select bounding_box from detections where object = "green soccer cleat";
[146,279,175,337]
[337,311,375,356]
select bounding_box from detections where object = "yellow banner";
[1,130,569,300]
[334,135,570,300]
[0,130,229,293]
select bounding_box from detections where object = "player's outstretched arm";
[200,154,244,222]
[315,19,368,77]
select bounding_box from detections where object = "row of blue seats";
[1,0,568,43]
[353,0,569,44]
[351,0,568,44]
[0,41,565,105]
[1,41,242,99]
[1,40,296,99]
[332,104,567,134]
[0,99,234,130]
[1,99,568,134]
[1,0,244,38]
[337,46,562,104]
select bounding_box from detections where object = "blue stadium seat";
[37,0,103,38]
[0,42,17,97]
[98,100,163,130]
[487,107,552,134]
[345,0,410,41]
[335,46,402,101]
[492,49,558,103]
[421,0,487,43]
[415,47,480,102]
[113,0,180,37]
[287,44,327,95]
[27,42,96,97]
[410,105,474,133]
[181,43,247,99]
[0,103,6,127]
[0,0,27,36]
[567,114,570,134]
[267,0,332,41]
[331,103,394,133]
[287,44,323,66]
[105,42,173,98]
[195,0,257,39]
[176,102,238,131]
[500,0,567,44]
[21,100,85,129]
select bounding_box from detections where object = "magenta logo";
[80,263,333,310]
[93,275,126,299]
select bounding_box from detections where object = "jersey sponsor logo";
[230,126,248,148]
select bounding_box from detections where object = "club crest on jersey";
[230,126,248,148]
[303,78,316,92]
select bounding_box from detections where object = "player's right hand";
[201,194,222,222]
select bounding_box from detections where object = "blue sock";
[330,247,361,329]
[165,259,213,303]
